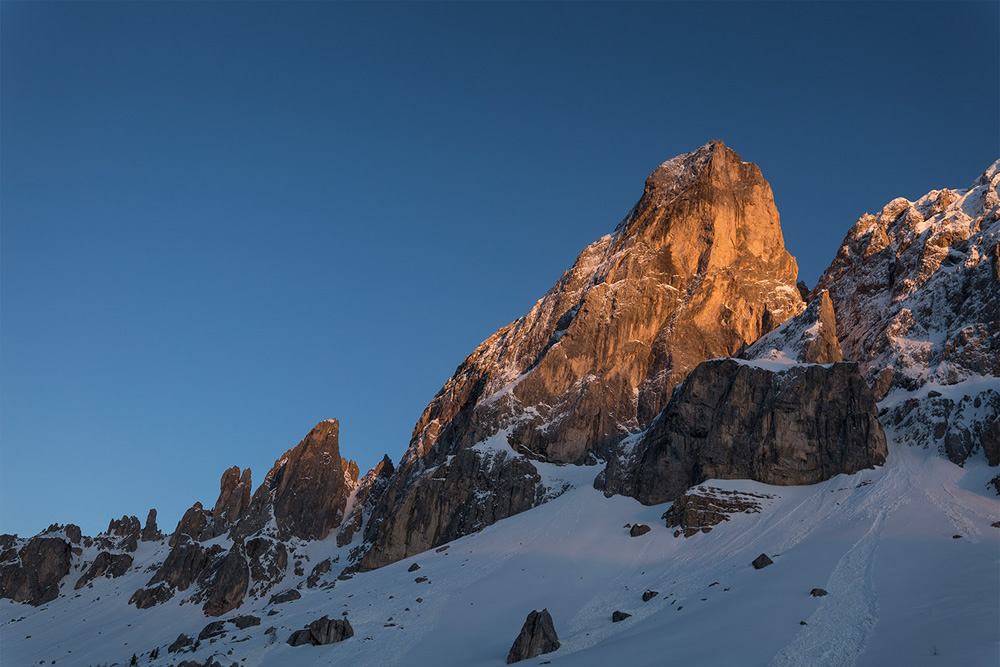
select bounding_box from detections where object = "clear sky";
[2,1,997,538]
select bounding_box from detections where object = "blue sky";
[2,1,997,537]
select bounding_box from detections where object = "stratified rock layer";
[599,359,887,504]
[361,140,805,570]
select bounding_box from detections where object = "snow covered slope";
[3,427,997,667]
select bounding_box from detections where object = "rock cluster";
[0,536,72,605]
[286,615,354,646]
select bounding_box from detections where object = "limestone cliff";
[358,140,805,570]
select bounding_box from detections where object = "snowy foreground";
[3,427,999,667]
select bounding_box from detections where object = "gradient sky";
[2,1,997,538]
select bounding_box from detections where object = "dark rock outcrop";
[75,551,134,589]
[129,582,173,608]
[307,559,331,588]
[360,141,805,571]
[97,515,141,552]
[236,420,359,542]
[141,509,162,542]
[599,359,887,505]
[662,488,770,537]
[286,615,354,647]
[0,536,72,605]
[168,633,193,653]
[269,588,301,605]
[201,467,252,540]
[507,608,560,664]
[810,588,828,597]
[171,503,211,548]
[629,524,651,537]
[611,610,631,622]
[201,544,249,617]
[642,590,659,602]
[752,554,774,569]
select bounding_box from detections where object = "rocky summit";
[2,143,997,667]
[358,140,806,570]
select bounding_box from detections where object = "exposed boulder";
[629,524,651,537]
[507,608,560,664]
[642,590,659,602]
[361,141,806,571]
[662,488,771,537]
[75,551,134,589]
[742,290,843,364]
[0,536,72,605]
[232,614,261,629]
[612,611,631,622]
[810,588,828,597]
[599,359,887,504]
[752,554,774,569]
[286,615,354,647]
[268,588,301,605]
[198,620,227,640]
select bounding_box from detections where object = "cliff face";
[598,358,887,504]
[813,161,1000,464]
[358,140,805,570]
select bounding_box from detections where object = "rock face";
[237,420,358,541]
[75,551,134,589]
[599,358,887,504]
[200,544,250,617]
[141,509,162,542]
[337,454,395,547]
[286,616,354,646]
[507,608,560,664]
[200,466,252,540]
[743,290,843,364]
[360,140,805,571]
[813,160,1000,464]
[0,537,72,605]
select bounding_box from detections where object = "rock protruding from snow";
[507,608,561,664]
[662,488,770,537]
[74,551,133,589]
[236,420,359,542]
[599,359,886,504]
[361,140,805,571]
[286,616,354,647]
[337,454,395,547]
[752,554,774,569]
[141,509,162,542]
[0,536,72,605]
[201,466,252,540]
[743,290,843,364]
[813,160,1000,464]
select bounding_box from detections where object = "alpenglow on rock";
[358,140,806,571]
[813,160,1000,464]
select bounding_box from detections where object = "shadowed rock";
[75,551,133,589]
[599,359,886,504]
[0,537,72,605]
[286,615,354,646]
[507,608,560,664]
[752,554,774,569]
